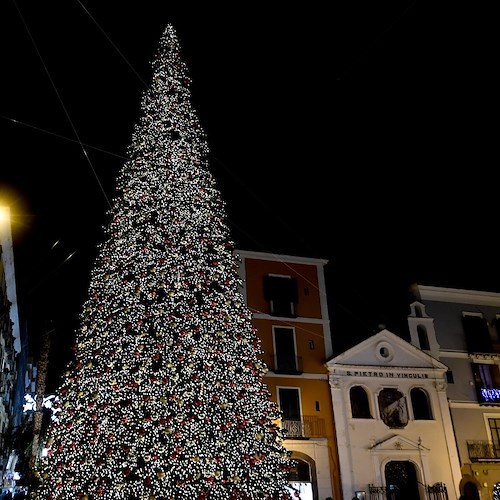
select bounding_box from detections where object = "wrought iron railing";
[368,482,448,500]
[467,440,500,461]
[281,415,325,438]
[268,354,303,375]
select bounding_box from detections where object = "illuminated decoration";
[34,24,293,499]
[493,481,500,499]
[480,387,500,402]
[287,483,313,500]
[23,394,61,421]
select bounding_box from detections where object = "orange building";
[236,249,342,500]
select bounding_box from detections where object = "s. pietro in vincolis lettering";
[334,369,430,379]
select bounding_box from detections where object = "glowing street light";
[0,206,9,223]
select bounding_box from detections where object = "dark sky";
[1,1,497,390]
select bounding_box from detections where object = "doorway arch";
[385,460,421,500]
[287,451,318,500]
[462,480,480,499]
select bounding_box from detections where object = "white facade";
[326,329,462,500]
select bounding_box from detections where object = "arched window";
[414,305,424,318]
[417,325,430,350]
[410,387,432,420]
[350,386,372,418]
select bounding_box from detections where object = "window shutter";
[463,315,492,353]
[263,275,298,302]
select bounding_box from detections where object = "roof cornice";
[418,285,500,306]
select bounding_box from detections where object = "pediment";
[370,434,429,453]
[326,329,447,371]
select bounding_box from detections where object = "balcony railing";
[467,440,500,461]
[368,482,448,500]
[281,416,326,439]
[268,355,303,375]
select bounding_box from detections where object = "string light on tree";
[34,24,294,499]
[493,482,500,500]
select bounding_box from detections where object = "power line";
[1,115,129,161]
[11,0,112,209]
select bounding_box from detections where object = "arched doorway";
[463,481,480,499]
[286,452,318,500]
[385,461,420,500]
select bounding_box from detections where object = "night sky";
[1,1,497,391]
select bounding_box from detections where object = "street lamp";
[0,206,9,223]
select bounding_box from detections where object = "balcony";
[368,483,448,500]
[268,355,303,375]
[281,416,326,439]
[467,440,500,462]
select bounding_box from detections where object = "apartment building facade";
[408,285,500,500]
[236,249,341,500]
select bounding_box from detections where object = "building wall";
[0,207,21,482]
[253,318,327,374]
[410,285,500,499]
[424,301,500,352]
[236,249,341,500]
[441,355,476,402]
[327,330,462,500]
[242,258,324,320]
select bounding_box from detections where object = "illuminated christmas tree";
[494,483,500,500]
[34,24,293,500]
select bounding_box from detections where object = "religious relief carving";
[378,388,408,428]
[435,380,447,392]
[329,376,342,389]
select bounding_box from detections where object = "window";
[263,275,298,317]
[472,363,500,404]
[350,386,372,418]
[463,313,493,353]
[380,347,390,358]
[279,387,301,420]
[272,327,301,374]
[488,418,500,458]
[278,387,303,438]
[494,316,500,341]
[410,388,432,420]
[417,325,430,350]
[375,342,394,362]
[378,388,408,428]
